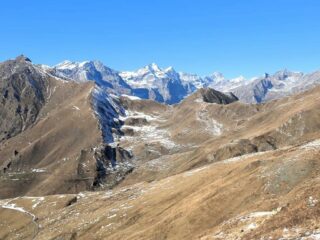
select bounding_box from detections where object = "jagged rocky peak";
[51,59,132,93]
[164,66,175,72]
[54,60,95,70]
[272,69,303,80]
[129,63,167,79]
[209,71,225,81]
[188,87,238,104]
[146,62,161,72]
[198,88,238,104]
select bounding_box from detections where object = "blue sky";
[1,0,320,78]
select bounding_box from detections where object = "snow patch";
[300,139,320,150]
[31,197,44,209]
[184,166,208,177]
[32,168,46,173]
[121,125,177,150]
[197,107,223,136]
[1,202,36,221]
[121,94,141,100]
[72,105,80,111]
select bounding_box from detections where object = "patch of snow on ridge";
[197,107,223,136]
[300,139,320,150]
[183,166,208,177]
[31,197,45,209]
[119,111,160,122]
[0,201,37,221]
[211,209,281,239]
[121,94,141,100]
[221,151,267,164]
[301,232,320,240]
[36,65,70,83]
[92,86,126,143]
[73,105,80,111]
[32,168,46,173]
[121,125,177,150]
[119,109,177,150]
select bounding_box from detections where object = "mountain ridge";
[45,58,320,104]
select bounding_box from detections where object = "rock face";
[93,144,133,189]
[197,88,238,104]
[185,87,238,105]
[0,55,49,142]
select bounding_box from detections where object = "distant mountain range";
[39,59,320,104]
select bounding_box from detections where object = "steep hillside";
[0,57,132,199]
[0,136,319,240]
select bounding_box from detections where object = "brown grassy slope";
[0,139,319,240]
[116,86,320,189]
[0,85,320,239]
[0,78,102,198]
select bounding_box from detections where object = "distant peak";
[56,60,73,66]
[273,68,297,80]
[211,72,224,78]
[230,75,246,83]
[146,63,161,72]
[79,60,91,67]
[16,55,32,63]
[55,60,91,69]
[164,66,175,73]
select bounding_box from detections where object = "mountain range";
[0,55,320,239]
[40,58,320,104]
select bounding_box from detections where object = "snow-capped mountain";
[230,69,320,103]
[179,71,225,89]
[120,63,195,104]
[45,60,320,104]
[51,60,132,94]
[180,69,320,103]
[47,61,195,104]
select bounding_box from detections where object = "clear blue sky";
[1,0,320,78]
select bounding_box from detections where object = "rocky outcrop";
[198,88,238,104]
[0,55,49,142]
[93,144,134,189]
[186,87,239,104]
